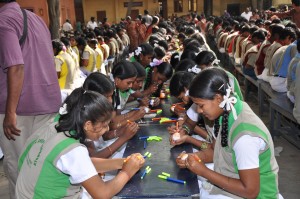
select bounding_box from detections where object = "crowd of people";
[1,0,300,198]
[209,0,300,124]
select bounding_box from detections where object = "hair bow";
[150,58,163,67]
[211,59,220,66]
[135,47,142,56]
[188,65,201,74]
[59,103,68,115]
[109,73,114,81]
[218,86,237,120]
[185,90,189,96]
[129,52,134,58]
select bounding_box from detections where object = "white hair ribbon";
[198,47,204,53]
[109,73,114,82]
[129,52,134,58]
[174,55,180,59]
[218,86,238,120]
[135,47,142,56]
[59,103,68,115]
[211,59,220,66]
[185,90,189,96]
[188,65,201,74]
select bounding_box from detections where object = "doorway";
[159,0,168,20]
[227,3,240,16]
[97,11,106,23]
[74,0,84,23]
[130,9,139,20]
[204,0,212,16]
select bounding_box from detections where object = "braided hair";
[221,111,229,147]
[143,66,153,91]
[189,68,230,147]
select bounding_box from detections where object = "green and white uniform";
[210,99,279,198]
[16,120,96,199]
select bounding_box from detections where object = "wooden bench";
[269,95,300,149]
[233,65,245,85]
[244,75,262,102]
[258,81,286,116]
[233,65,261,102]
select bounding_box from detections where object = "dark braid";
[221,110,229,147]
[144,67,153,91]
[213,116,220,138]
[113,88,120,110]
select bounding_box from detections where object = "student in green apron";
[16,88,145,198]
[175,68,280,199]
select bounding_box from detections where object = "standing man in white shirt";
[62,19,73,33]
[241,7,253,21]
[87,16,98,30]
[143,10,152,27]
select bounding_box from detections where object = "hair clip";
[174,55,180,59]
[218,83,224,91]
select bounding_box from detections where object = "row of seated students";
[212,16,300,124]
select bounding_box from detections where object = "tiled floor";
[0,91,299,198]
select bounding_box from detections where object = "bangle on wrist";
[119,170,130,181]
[182,124,191,135]
[200,142,208,150]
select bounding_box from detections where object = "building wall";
[17,0,76,28]
[83,0,205,24]
[273,0,291,7]
[212,0,250,16]
[60,0,76,26]
[17,0,49,25]
[83,0,161,24]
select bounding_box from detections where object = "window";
[193,0,197,12]
[174,0,183,13]
[189,0,197,12]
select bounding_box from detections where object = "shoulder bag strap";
[19,8,28,46]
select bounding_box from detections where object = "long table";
[116,123,200,198]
